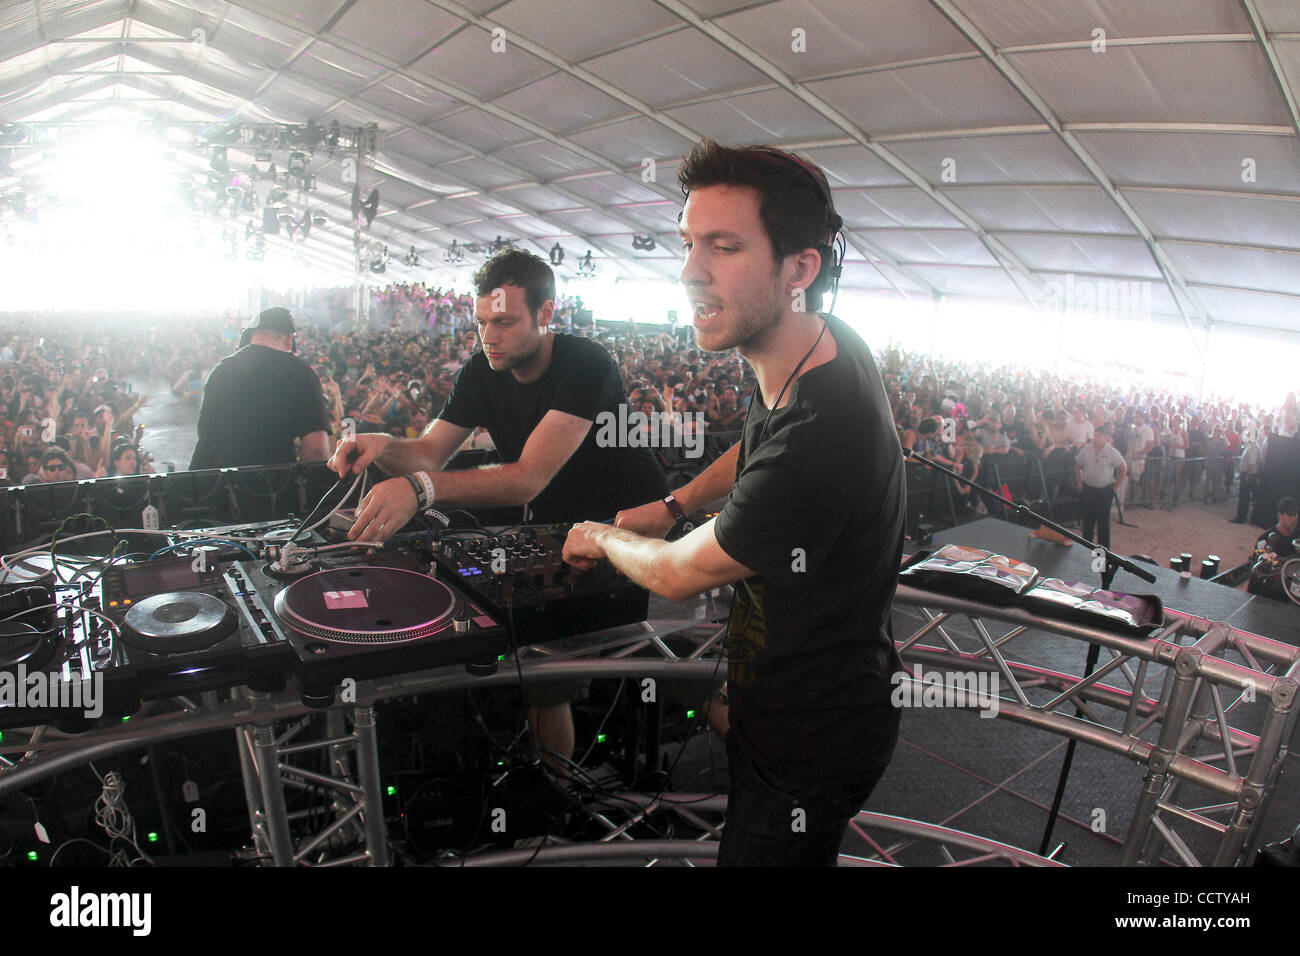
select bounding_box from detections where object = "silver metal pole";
[1119,647,1202,865]
[1213,674,1296,865]
[234,724,268,857]
[251,715,295,866]
[352,705,389,867]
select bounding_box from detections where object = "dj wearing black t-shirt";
[330,250,665,537]
[436,332,666,522]
[329,249,666,773]
[190,308,330,469]
[563,140,906,866]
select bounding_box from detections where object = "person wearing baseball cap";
[1248,496,1298,601]
[190,308,330,469]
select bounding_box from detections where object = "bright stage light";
[0,124,348,311]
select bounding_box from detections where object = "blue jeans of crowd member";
[719,728,895,867]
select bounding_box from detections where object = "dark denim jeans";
[718,732,893,867]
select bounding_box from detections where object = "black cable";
[574,678,625,767]
[442,509,486,531]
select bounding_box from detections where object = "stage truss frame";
[1,587,1294,867]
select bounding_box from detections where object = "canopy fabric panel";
[0,0,1295,328]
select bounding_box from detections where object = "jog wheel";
[122,592,237,654]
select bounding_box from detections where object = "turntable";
[274,567,457,644]
[226,554,511,706]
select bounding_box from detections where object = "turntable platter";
[123,592,238,654]
[273,566,456,645]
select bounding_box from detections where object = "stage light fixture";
[210,145,228,173]
[631,234,656,251]
[577,249,596,277]
[252,150,276,181]
[402,245,420,267]
[360,188,379,226]
[549,242,564,266]
[443,240,464,264]
[301,122,323,149]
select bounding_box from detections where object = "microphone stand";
[901,447,1156,859]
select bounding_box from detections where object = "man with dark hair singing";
[329,248,666,771]
[563,139,906,866]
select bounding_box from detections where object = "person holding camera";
[1248,497,1299,601]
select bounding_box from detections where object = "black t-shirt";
[190,345,329,469]
[1004,417,1034,455]
[438,334,667,522]
[713,314,906,778]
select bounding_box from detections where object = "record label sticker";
[323,589,369,610]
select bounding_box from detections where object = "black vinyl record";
[274,567,455,645]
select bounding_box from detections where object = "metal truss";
[455,794,1063,867]
[233,690,388,867]
[1,588,1293,867]
[890,584,1300,867]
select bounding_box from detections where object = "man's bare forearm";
[428,463,541,509]
[671,440,740,512]
[592,526,679,598]
[372,438,541,509]
[374,437,456,475]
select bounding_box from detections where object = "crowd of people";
[883,348,1295,533]
[3,295,1295,532]
[0,287,759,489]
[259,281,588,337]
[285,322,757,456]
[0,314,229,486]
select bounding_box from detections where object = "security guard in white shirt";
[1075,423,1127,550]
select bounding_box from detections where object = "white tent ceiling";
[1,0,1298,335]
